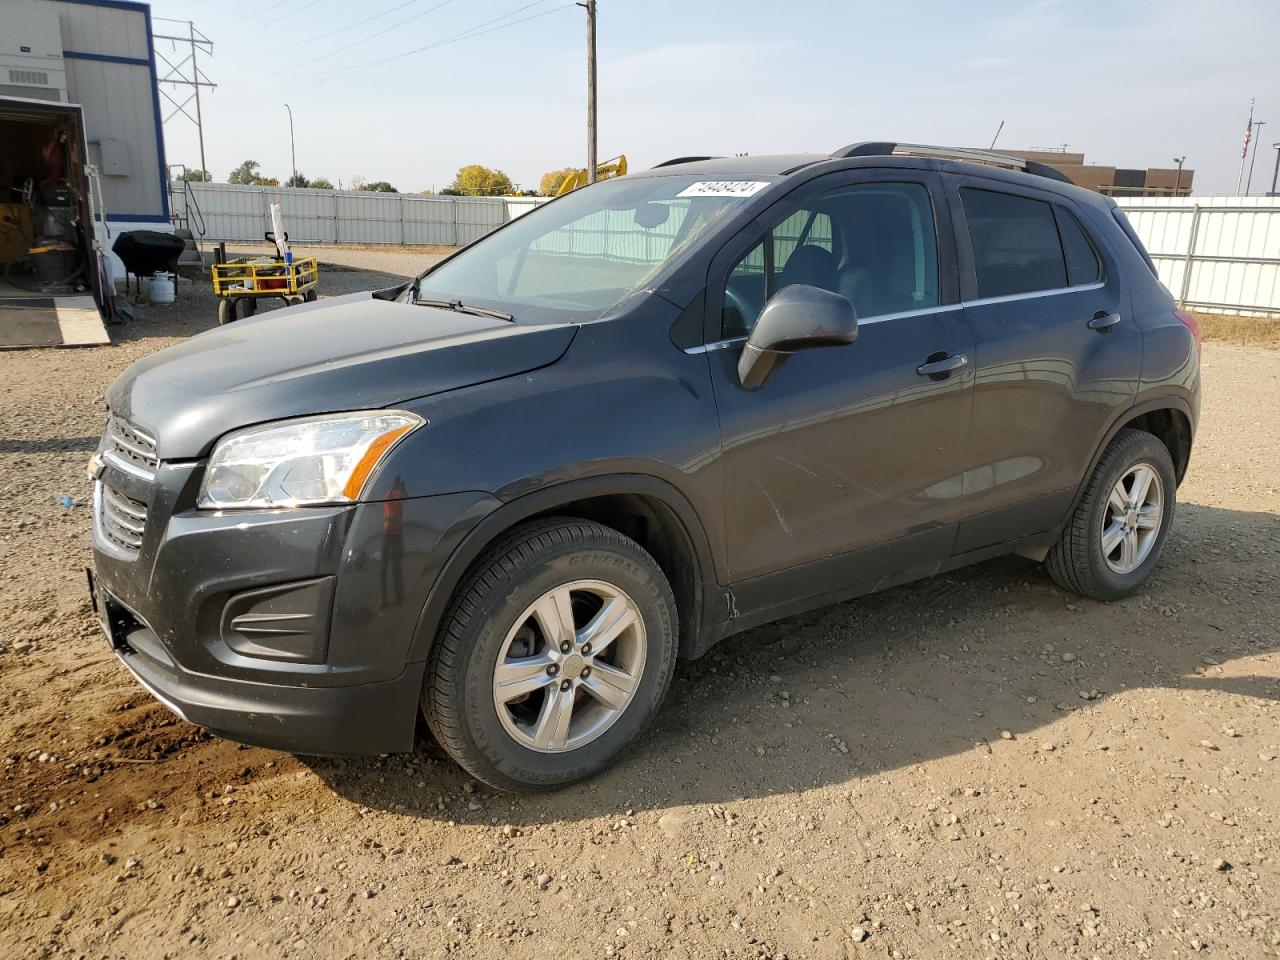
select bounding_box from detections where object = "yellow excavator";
[555,155,628,195]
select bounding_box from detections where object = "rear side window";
[1055,208,1102,286]
[961,188,1067,298]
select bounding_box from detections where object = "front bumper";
[90,568,423,754]
[89,456,496,755]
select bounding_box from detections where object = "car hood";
[107,293,577,458]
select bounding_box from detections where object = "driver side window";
[720,182,938,339]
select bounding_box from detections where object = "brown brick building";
[977,149,1194,197]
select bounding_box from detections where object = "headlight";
[197,411,423,509]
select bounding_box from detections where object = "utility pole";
[1270,142,1280,197]
[153,19,215,179]
[284,103,297,184]
[1245,121,1266,195]
[1173,155,1186,197]
[578,0,597,183]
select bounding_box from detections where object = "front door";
[702,173,975,608]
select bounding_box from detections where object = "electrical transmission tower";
[152,18,216,179]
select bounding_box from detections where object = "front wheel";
[424,519,678,791]
[1045,428,1177,601]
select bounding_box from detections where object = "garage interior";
[0,100,108,349]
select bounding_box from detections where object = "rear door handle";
[1088,311,1121,332]
[916,353,969,377]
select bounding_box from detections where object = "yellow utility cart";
[212,233,319,325]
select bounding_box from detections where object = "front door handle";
[1088,311,1121,332]
[916,353,969,377]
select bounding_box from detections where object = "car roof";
[635,154,827,177]
[633,150,1114,211]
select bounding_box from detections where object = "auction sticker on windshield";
[676,181,771,198]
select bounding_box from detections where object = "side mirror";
[737,284,858,388]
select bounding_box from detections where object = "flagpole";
[1237,98,1255,195]
[1245,121,1266,195]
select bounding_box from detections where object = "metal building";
[1,0,168,234]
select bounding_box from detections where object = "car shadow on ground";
[0,436,100,454]
[306,502,1279,823]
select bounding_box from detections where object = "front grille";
[99,483,148,554]
[103,416,158,479]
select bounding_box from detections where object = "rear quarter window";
[1055,207,1102,286]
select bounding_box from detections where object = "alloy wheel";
[1100,462,1164,574]
[492,579,646,753]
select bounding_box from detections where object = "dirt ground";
[1,248,1277,960]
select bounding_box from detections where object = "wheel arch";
[408,475,721,664]
[1070,397,1194,518]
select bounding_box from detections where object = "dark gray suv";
[88,143,1200,790]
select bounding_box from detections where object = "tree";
[284,172,310,188]
[448,164,514,196]
[179,167,211,182]
[309,177,334,190]
[228,159,261,185]
[361,180,398,193]
[539,166,578,196]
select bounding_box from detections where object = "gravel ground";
[0,250,1277,960]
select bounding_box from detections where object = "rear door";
[702,170,975,598]
[948,179,1140,553]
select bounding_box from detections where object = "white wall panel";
[1117,196,1280,315]
[183,182,549,248]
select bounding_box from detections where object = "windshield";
[411,175,777,322]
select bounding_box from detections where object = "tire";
[1045,428,1177,601]
[217,298,236,325]
[304,288,318,303]
[238,297,259,319]
[424,518,678,791]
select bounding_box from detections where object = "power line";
[279,0,423,49]
[258,0,457,80]
[302,1,564,84]
[232,0,566,90]
[209,0,324,40]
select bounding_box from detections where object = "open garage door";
[0,94,110,348]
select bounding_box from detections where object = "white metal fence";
[177,181,545,247]
[176,183,1280,317]
[1116,196,1280,316]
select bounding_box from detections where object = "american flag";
[1242,112,1254,158]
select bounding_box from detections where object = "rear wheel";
[1046,428,1177,601]
[237,297,259,319]
[424,518,678,791]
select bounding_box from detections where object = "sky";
[146,0,1280,196]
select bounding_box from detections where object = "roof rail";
[652,156,722,168]
[830,142,1073,184]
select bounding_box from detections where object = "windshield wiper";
[413,297,514,322]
